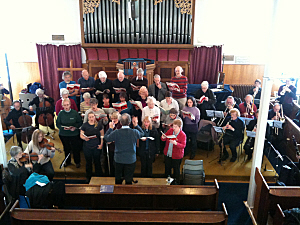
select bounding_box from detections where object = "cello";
[37,97,54,127]
[18,99,35,143]
[0,91,12,131]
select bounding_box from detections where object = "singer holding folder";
[219,108,245,162]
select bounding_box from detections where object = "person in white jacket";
[142,96,160,129]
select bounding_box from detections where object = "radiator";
[231,84,253,101]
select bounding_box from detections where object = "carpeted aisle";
[217,182,253,225]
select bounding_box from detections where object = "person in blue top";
[59,71,79,104]
[104,113,144,184]
[78,69,95,102]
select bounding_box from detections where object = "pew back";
[10,200,228,225]
[64,181,219,210]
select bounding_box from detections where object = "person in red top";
[239,94,257,119]
[170,66,188,110]
[55,88,78,116]
[161,119,186,184]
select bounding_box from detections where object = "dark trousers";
[222,135,240,159]
[115,162,136,184]
[165,156,182,184]
[59,135,81,164]
[16,131,23,149]
[83,146,103,180]
[184,131,197,156]
[140,150,154,178]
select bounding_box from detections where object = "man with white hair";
[78,69,95,102]
[130,68,148,101]
[94,71,113,108]
[59,71,78,104]
[148,74,167,101]
[170,66,188,110]
[194,81,216,120]
[239,94,257,119]
[112,70,131,102]
[29,88,55,130]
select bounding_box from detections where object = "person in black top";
[7,146,32,198]
[4,100,35,149]
[130,68,148,101]
[219,108,245,162]
[248,79,262,108]
[80,111,104,183]
[112,71,131,103]
[94,71,113,108]
[28,88,55,130]
[139,116,159,178]
[216,96,239,125]
[194,81,216,120]
[148,74,168,102]
[277,79,297,117]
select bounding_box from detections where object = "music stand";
[206,110,224,119]
[210,126,225,165]
[268,141,283,178]
[267,120,283,129]
[60,153,71,182]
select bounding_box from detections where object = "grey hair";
[83,92,91,99]
[137,68,144,74]
[60,88,69,97]
[153,74,161,80]
[201,81,209,88]
[175,66,183,73]
[146,96,156,105]
[35,88,44,96]
[62,71,72,80]
[225,96,236,106]
[98,71,107,79]
[10,146,22,158]
[245,94,253,101]
[90,98,98,105]
[120,113,131,126]
[117,71,124,78]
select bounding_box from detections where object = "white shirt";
[142,106,160,128]
[160,98,179,121]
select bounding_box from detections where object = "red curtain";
[36,44,82,101]
[190,46,222,84]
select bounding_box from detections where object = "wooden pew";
[273,204,285,225]
[283,116,300,162]
[253,167,300,225]
[64,180,219,210]
[10,200,229,225]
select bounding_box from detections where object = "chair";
[237,128,245,162]
[182,160,205,185]
[197,120,218,157]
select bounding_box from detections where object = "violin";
[19,152,39,163]
[39,138,63,153]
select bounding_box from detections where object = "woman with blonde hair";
[139,116,159,177]
[138,86,149,108]
[24,129,56,180]
[80,111,104,183]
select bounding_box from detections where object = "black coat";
[94,78,113,107]
[222,117,245,141]
[112,78,131,102]
[194,88,216,119]
[138,128,160,156]
[29,96,54,114]
[248,87,262,99]
[4,108,35,129]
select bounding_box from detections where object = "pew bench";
[10,200,228,225]
[65,180,219,210]
[253,167,300,225]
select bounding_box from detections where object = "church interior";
[1,0,300,224]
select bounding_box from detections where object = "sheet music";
[240,117,254,126]
[246,131,256,138]
[267,120,283,129]
[213,126,224,133]
[206,110,224,118]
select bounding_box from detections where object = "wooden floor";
[4,125,277,182]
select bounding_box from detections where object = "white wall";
[193,0,273,64]
[0,0,81,63]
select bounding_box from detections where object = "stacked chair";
[182,159,205,185]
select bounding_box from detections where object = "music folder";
[254,99,260,105]
[213,126,224,133]
[206,110,224,118]
[267,120,283,129]
[246,131,256,138]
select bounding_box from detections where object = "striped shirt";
[171,75,188,99]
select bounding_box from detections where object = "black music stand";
[210,126,225,165]
[60,153,71,182]
[268,141,283,178]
